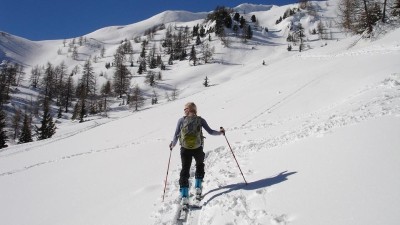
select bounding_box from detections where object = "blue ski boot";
[194,179,202,199]
[180,187,189,209]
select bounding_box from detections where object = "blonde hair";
[185,102,197,115]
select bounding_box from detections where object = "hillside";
[1,1,400,225]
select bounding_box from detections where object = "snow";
[1,1,400,225]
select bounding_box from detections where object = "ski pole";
[162,147,173,202]
[221,127,248,185]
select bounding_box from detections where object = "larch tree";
[19,113,33,144]
[0,109,8,149]
[189,45,198,66]
[130,84,145,111]
[36,98,56,140]
[113,51,131,98]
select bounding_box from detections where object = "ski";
[177,204,189,221]
[192,194,203,208]
[175,188,203,223]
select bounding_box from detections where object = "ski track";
[0,120,163,177]
[151,74,400,224]
[239,74,325,127]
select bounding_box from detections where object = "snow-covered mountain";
[1,0,400,224]
[85,10,209,42]
[0,31,42,65]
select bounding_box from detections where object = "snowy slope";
[1,1,400,225]
[85,10,208,43]
[0,31,41,65]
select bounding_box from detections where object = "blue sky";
[1,0,298,41]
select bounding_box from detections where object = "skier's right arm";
[170,118,183,150]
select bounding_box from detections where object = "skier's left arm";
[201,118,224,135]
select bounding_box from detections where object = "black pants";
[179,146,205,188]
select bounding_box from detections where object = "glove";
[220,127,225,136]
[169,142,174,150]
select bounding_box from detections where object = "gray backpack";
[179,116,203,149]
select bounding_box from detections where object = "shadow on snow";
[202,170,297,205]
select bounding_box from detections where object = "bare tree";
[171,86,180,101]
[317,21,327,40]
[81,59,95,97]
[113,52,131,98]
[100,46,106,58]
[392,0,400,17]
[72,46,78,60]
[337,0,359,32]
[362,0,373,33]
[201,42,214,64]
[30,65,42,88]
[382,0,388,22]
[15,64,24,86]
[129,84,145,111]
[41,62,56,99]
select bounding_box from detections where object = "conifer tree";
[54,61,68,106]
[41,62,55,99]
[168,54,174,65]
[140,41,147,58]
[36,98,56,140]
[196,35,201,45]
[0,110,8,149]
[233,12,240,22]
[57,106,62,119]
[203,76,209,87]
[130,84,145,111]
[79,98,86,123]
[151,89,158,105]
[101,80,112,115]
[19,113,33,144]
[145,71,156,86]
[81,59,95,97]
[113,52,131,98]
[251,15,257,23]
[297,23,305,51]
[240,16,246,28]
[199,26,206,37]
[192,24,199,37]
[137,60,146,74]
[246,25,253,39]
[12,108,22,140]
[189,45,197,66]
[71,102,79,120]
[63,74,74,113]
[232,24,239,36]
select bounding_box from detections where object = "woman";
[170,102,225,204]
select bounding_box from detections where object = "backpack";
[179,116,203,149]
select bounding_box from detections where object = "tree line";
[338,0,400,35]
